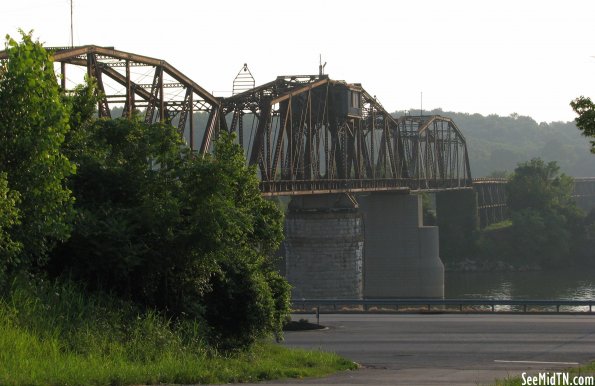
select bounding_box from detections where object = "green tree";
[50,111,287,348]
[570,96,595,153]
[187,134,285,348]
[507,159,575,213]
[506,158,583,266]
[0,32,74,268]
[0,173,21,276]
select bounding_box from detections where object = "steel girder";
[472,178,508,228]
[1,44,475,195]
[221,75,473,195]
[0,45,220,151]
[398,115,473,190]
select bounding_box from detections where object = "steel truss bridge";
[1,45,472,195]
[6,45,593,211]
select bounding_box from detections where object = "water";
[445,269,595,300]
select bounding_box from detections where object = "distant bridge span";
[1,45,472,195]
[474,177,595,227]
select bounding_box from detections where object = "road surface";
[264,313,595,385]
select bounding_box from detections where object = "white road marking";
[494,360,579,365]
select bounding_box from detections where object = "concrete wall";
[284,194,364,299]
[358,193,444,298]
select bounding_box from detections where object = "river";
[445,269,595,300]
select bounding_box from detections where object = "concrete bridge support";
[284,194,364,299]
[436,189,479,261]
[358,193,444,298]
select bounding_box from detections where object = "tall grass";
[0,276,355,385]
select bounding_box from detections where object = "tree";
[506,159,575,213]
[570,96,595,153]
[0,32,74,269]
[506,158,583,267]
[50,111,288,348]
[0,173,21,277]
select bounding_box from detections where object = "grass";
[483,220,513,232]
[492,362,595,385]
[0,276,356,385]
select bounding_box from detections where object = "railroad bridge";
[2,45,595,299]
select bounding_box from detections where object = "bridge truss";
[219,75,472,195]
[0,45,221,151]
[1,45,473,195]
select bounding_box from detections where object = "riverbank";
[0,277,356,386]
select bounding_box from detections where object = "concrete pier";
[358,193,444,298]
[284,194,364,299]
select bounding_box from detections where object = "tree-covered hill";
[393,108,595,177]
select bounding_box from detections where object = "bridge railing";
[261,178,473,196]
[291,298,595,314]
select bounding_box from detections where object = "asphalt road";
[263,313,595,385]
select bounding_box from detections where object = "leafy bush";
[2,33,290,350]
[0,276,351,386]
[0,32,74,269]
[50,113,287,348]
[0,174,21,277]
[506,158,584,267]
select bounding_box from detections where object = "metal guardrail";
[291,299,595,314]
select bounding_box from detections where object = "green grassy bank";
[0,277,355,385]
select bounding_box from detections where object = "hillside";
[393,108,595,177]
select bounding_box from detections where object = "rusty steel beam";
[1,44,477,196]
[51,45,219,108]
[220,73,474,194]
[2,44,222,151]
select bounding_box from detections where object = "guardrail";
[292,298,595,315]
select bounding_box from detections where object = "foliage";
[0,174,21,277]
[51,117,192,304]
[505,158,584,267]
[506,159,575,213]
[482,220,512,232]
[50,109,287,348]
[570,96,595,153]
[0,32,74,269]
[0,276,354,386]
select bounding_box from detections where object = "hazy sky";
[2,0,595,123]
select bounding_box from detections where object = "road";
[264,313,595,385]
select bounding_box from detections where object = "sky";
[2,0,595,123]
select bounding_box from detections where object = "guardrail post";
[523,304,527,313]
[556,305,560,313]
[491,305,495,312]
[316,306,320,326]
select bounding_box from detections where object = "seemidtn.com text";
[522,372,594,386]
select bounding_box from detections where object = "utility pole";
[70,0,74,47]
